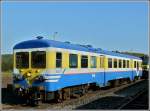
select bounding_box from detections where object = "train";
[13,36,143,104]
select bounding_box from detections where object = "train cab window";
[127,60,129,68]
[114,59,117,68]
[69,54,78,68]
[31,51,46,68]
[90,56,97,68]
[119,59,122,68]
[123,60,126,68]
[81,55,88,68]
[16,52,29,68]
[108,58,112,68]
[134,61,137,68]
[56,52,62,68]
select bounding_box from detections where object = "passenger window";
[90,56,97,68]
[123,60,126,68]
[134,61,137,68]
[81,55,88,68]
[119,59,122,68]
[127,60,129,68]
[114,59,117,68]
[108,58,112,68]
[69,54,78,68]
[31,51,46,68]
[56,52,62,68]
[137,62,139,69]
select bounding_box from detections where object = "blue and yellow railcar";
[13,37,143,103]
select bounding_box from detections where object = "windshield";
[31,51,46,68]
[16,52,29,68]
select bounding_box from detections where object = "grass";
[1,72,12,78]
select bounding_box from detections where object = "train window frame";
[16,52,29,69]
[114,58,117,68]
[69,54,78,68]
[31,51,46,68]
[108,58,113,68]
[56,52,62,68]
[81,55,88,68]
[90,56,97,68]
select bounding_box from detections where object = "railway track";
[76,79,148,109]
[3,79,148,110]
[118,89,148,109]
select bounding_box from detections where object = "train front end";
[13,38,57,104]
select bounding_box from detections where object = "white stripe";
[45,79,58,82]
[14,48,47,52]
[43,68,135,74]
[45,76,61,79]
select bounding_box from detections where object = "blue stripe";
[14,70,142,91]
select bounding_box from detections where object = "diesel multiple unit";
[13,37,143,104]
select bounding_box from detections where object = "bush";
[2,54,13,72]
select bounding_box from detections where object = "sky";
[1,1,149,54]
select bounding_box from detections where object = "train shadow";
[2,84,26,105]
[2,84,62,107]
[114,79,148,97]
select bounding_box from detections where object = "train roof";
[13,38,141,60]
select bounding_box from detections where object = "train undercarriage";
[14,77,140,106]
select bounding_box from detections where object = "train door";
[130,59,134,81]
[100,55,107,86]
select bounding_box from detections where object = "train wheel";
[127,78,131,84]
[83,85,88,94]
[110,80,119,88]
[55,90,63,103]
[134,76,139,81]
[115,80,120,86]
[123,78,128,85]
[62,88,70,100]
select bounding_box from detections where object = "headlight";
[27,73,31,77]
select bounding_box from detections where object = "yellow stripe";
[97,56,100,68]
[104,56,108,69]
[47,51,56,69]
[62,51,69,68]
[121,59,123,68]
[130,60,133,68]
[29,52,31,69]
[112,58,114,68]
[117,59,119,68]
[78,54,81,68]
